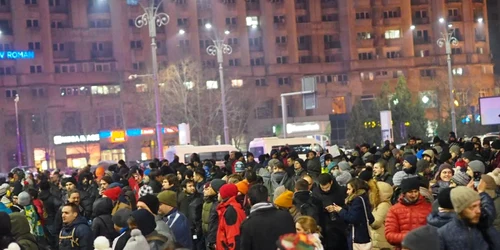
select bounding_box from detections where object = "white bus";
[248,137,323,161]
[165,145,239,165]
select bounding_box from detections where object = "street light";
[437,20,458,135]
[133,0,169,159]
[205,23,232,145]
[14,94,22,167]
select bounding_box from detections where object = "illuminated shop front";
[52,134,101,169]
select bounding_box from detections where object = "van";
[165,145,239,165]
[248,137,323,161]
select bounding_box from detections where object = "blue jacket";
[438,193,500,250]
[59,216,93,250]
[338,193,374,249]
[427,211,456,228]
[0,202,11,214]
[164,208,192,249]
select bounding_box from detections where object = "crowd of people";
[0,131,499,250]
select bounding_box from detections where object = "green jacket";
[202,197,216,234]
[10,212,39,250]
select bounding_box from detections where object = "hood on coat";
[9,212,33,238]
[376,181,393,202]
[426,211,456,228]
[64,215,89,228]
[271,171,286,185]
[92,197,114,217]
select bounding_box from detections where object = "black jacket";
[59,216,93,250]
[292,190,321,223]
[91,197,118,242]
[149,179,162,194]
[206,200,219,248]
[39,189,62,226]
[240,203,296,250]
[187,192,204,238]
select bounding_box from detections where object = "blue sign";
[0,51,35,60]
[127,0,139,5]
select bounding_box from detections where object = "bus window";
[249,147,264,157]
[271,144,312,155]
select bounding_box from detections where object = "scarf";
[345,189,366,205]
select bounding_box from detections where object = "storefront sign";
[110,130,126,143]
[53,134,100,145]
[0,51,35,60]
[141,128,155,135]
[286,122,321,134]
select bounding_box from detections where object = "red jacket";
[32,198,45,225]
[216,196,246,250]
[384,195,432,249]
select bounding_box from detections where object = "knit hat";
[416,160,430,174]
[139,185,153,197]
[455,159,467,170]
[487,168,500,186]
[219,183,238,200]
[450,186,480,213]
[0,183,9,197]
[338,161,350,172]
[95,167,106,181]
[404,155,417,167]
[235,181,249,195]
[103,186,121,202]
[274,190,293,209]
[112,208,132,228]
[491,140,500,150]
[449,145,460,155]
[94,236,111,250]
[273,185,287,202]
[157,190,177,208]
[336,171,352,186]
[434,163,454,181]
[17,191,31,207]
[138,194,159,215]
[461,151,475,161]
[234,161,245,173]
[402,225,440,250]
[392,171,407,186]
[451,171,472,186]
[468,160,485,174]
[481,174,497,190]
[210,179,226,193]
[352,157,365,167]
[63,177,77,186]
[123,229,150,250]
[422,150,434,158]
[131,209,156,236]
[400,177,420,194]
[437,188,454,209]
[358,168,373,182]
[439,151,452,164]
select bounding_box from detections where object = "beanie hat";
[123,229,150,250]
[95,167,105,181]
[416,160,430,174]
[219,183,238,200]
[0,183,9,197]
[402,225,440,250]
[392,171,408,186]
[338,161,351,172]
[450,186,480,213]
[352,157,365,167]
[422,150,434,158]
[454,159,467,170]
[274,190,293,209]
[434,163,454,181]
[235,161,245,173]
[139,185,153,197]
[437,188,454,209]
[17,191,31,207]
[131,209,156,236]
[491,140,500,150]
[235,180,249,195]
[358,168,373,182]
[336,171,352,186]
[439,151,452,164]
[461,151,475,161]
[273,185,287,202]
[468,160,485,174]
[267,159,281,168]
[449,145,460,155]
[451,171,472,186]
[404,155,418,167]
[112,208,132,228]
[93,236,111,250]
[400,177,420,194]
[463,142,474,152]
[103,186,121,202]
[157,190,177,208]
[487,168,500,186]
[138,194,159,215]
[210,179,226,193]
[63,177,77,186]
[434,146,443,155]
[480,174,496,190]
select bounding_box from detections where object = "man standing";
[58,203,92,250]
[137,194,174,241]
[193,168,207,194]
[380,147,397,175]
[385,177,432,249]
[157,190,192,249]
[240,184,295,250]
[305,151,321,180]
[373,161,393,185]
[216,183,246,250]
[178,179,203,249]
[203,179,225,250]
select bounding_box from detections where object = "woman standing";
[333,178,374,250]
[431,163,454,199]
[370,181,394,250]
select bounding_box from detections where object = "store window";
[66,143,100,168]
[101,148,126,162]
[331,96,346,114]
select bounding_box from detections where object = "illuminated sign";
[99,126,180,139]
[287,122,321,134]
[0,51,35,60]
[141,128,155,135]
[110,130,126,143]
[54,134,100,145]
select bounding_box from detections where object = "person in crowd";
[380,147,397,175]
[426,188,456,228]
[193,168,207,194]
[0,212,19,250]
[102,186,121,205]
[235,180,249,208]
[449,171,472,187]
[489,140,500,170]
[295,216,323,250]
[215,183,246,250]
[293,158,307,182]
[157,190,192,248]
[59,203,93,250]
[111,208,132,250]
[392,156,418,187]
[148,169,164,194]
[27,188,45,226]
[226,174,244,185]
[373,161,393,185]
[178,179,200,220]
[332,161,352,187]
[274,190,301,221]
[401,225,440,250]
[63,177,93,219]
[127,209,169,250]
[246,152,262,172]
[111,187,137,215]
[312,174,348,250]
[91,197,118,242]
[17,191,44,240]
[267,161,294,200]
[415,160,431,182]
[204,179,225,250]
[306,151,321,180]
[480,174,500,231]
[385,177,432,249]
[99,176,113,196]
[50,171,63,200]
[438,185,500,249]
[293,179,320,223]
[431,164,454,199]
[136,194,174,242]
[79,171,99,202]
[122,229,150,250]
[240,184,295,250]
[0,183,12,213]
[162,173,180,193]
[39,180,61,248]
[9,212,39,250]
[332,178,374,250]
[370,181,394,250]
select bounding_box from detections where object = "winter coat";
[32,199,45,225]
[216,197,246,250]
[9,212,39,250]
[267,171,293,201]
[59,216,93,250]
[426,211,456,228]
[240,203,296,250]
[206,200,219,248]
[338,193,375,250]
[384,195,432,249]
[491,191,500,232]
[154,214,174,242]
[187,192,204,238]
[78,190,94,219]
[292,191,321,223]
[306,157,321,179]
[91,198,118,242]
[164,208,192,249]
[202,196,216,234]
[374,172,393,186]
[54,204,86,235]
[0,202,11,214]
[22,204,44,237]
[370,182,394,250]
[381,156,397,175]
[149,179,162,194]
[112,230,131,250]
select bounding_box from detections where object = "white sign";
[479,96,500,125]
[287,122,321,134]
[53,134,100,145]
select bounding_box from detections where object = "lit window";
[452,67,463,76]
[183,81,194,90]
[231,79,243,88]
[206,80,218,89]
[384,30,401,39]
[246,16,259,27]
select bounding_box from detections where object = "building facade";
[0,0,494,171]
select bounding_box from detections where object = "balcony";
[91,50,113,60]
[411,0,428,5]
[384,18,401,26]
[325,41,341,50]
[475,35,486,42]
[413,17,429,25]
[249,44,263,52]
[448,15,462,22]
[413,37,431,45]
[385,38,402,47]
[274,21,287,29]
[50,3,69,13]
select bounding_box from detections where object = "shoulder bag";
[352,196,373,250]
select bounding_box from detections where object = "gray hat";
[402,225,440,250]
[451,171,472,186]
[468,160,485,174]
[17,191,31,207]
[0,183,9,197]
[338,161,351,172]
[210,179,226,193]
[112,208,132,228]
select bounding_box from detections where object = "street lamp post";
[134,0,169,159]
[437,25,458,135]
[206,26,232,145]
[14,94,22,167]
